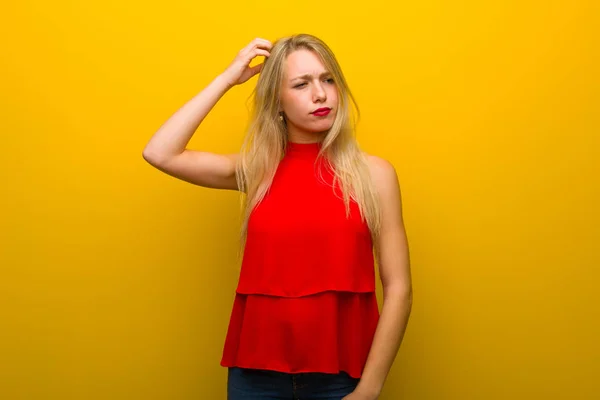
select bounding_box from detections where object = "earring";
[279,113,284,121]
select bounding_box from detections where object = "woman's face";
[279,49,338,142]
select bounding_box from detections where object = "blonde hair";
[235,33,382,260]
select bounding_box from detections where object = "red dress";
[220,141,380,379]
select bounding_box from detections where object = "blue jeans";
[227,367,360,399]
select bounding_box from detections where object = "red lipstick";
[312,107,331,116]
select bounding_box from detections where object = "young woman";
[143,34,412,400]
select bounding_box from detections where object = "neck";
[286,129,327,144]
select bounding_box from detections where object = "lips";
[312,107,331,116]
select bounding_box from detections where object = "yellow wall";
[2,1,598,399]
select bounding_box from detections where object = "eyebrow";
[290,71,332,82]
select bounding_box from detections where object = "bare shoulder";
[364,154,406,242]
[364,153,400,194]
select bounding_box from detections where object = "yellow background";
[2,1,598,398]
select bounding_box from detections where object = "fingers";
[250,37,272,49]
[239,45,270,66]
[249,63,264,76]
[253,49,270,58]
[240,37,272,55]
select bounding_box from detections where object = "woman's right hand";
[221,38,272,87]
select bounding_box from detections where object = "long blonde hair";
[235,33,382,260]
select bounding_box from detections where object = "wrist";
[215,73,235,90]
[355,382,381,399]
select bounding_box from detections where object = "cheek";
[329,88,339,103]
[284,94,306,115]
[281,91,296,107]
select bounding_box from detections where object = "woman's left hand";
[342,390,378,400]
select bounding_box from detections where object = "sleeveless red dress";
[220,141,380,379]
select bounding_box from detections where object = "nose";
[312,81,327,102]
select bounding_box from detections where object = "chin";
[309,120,334,131]
[288,117,334,134]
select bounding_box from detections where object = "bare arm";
[349,156,412,400]
[142,74,240,190]
[142,38,272,191]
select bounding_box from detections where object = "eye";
[293,78,334,89]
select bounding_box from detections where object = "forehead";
[284,49,327,76]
